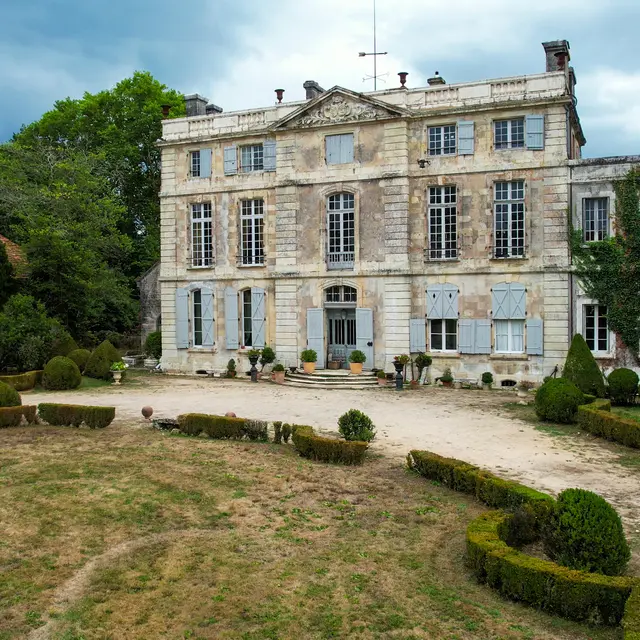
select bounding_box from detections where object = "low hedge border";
[624,586,640,639]
[0,406,38,428]
[577,400,640,449]
[467,511,638,626]
[0,371,42,391]
[176,414,268,441]
[37,404,116,429]
[291,425,367,465]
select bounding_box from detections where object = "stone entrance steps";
[283,370,378,390]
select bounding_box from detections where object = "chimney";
[184,94,209,117]
[542,40,570,72]
[205,103,224,115]
[303,80,325,100]
[427,72,445,86]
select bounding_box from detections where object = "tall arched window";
[327,193,355,270]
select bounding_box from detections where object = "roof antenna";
[358,0,388,90]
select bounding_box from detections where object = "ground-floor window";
[494,319,524,353]
[241,289,253,347]
[584,304,608,353]
[430,319,457,351]
[192,290,203,346]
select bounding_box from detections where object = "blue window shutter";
[475,320,492,354]
[526,319,544,355]
[458,319,474,354]
[200,148,212,178]
[410,319,426,353]
[442,284,459,319]
[426,285,444,319]
[525,115,545,150]
[263,140,276,171]
[457,121,475,155]
[175,288,189,349]
[223,146,237,175]
[225,286,239,349]
[509,283,526,319]
[307,309,325,368]
[201,287,215,346]
[251,287,266,348]
[355,308,374,367]
[492,283,510,320]
[326,135,340,164]
[339,134,354,163]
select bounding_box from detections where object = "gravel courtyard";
[25,375,640,527]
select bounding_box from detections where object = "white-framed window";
[494,118,525,150]
[190,203,213,267]
[428,125,456,156]
[494,181,525,258]
[241,289,253,347]
[428,186,457,260]
[240,144,264,172]
[325,285,357,304]
[429,319,458,351]
[494,319,525,353]
[192,289,203,346]
[326,134,354,165]
[190,150,201,177]
[327,193,355,269]
[583,198,609,242]
[241,199,265,266]
[584,304,609,353]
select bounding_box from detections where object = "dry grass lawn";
[0,423,620,640]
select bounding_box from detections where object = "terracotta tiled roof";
[0,235,26,268]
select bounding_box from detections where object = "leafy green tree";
[0,241,16,307]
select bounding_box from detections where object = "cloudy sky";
[2,0,639,157]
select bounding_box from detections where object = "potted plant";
[227,359,237,378]
[517,380,535,398]
[414,353,432,384]
[260,346,276,372]
[272,363,286,385]
[481,371,493,390]
[110,361,127,385]
[440,367,454,388]
[300,349,318,374]
[327,356,340,370]
[376,370,387,386]
[348,349,366,374]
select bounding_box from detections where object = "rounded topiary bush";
[607,368,639,406]
[543,488,630,576]
[42,356,82,391]
[338,409,376,442]
[535,378,585,424]
[67,349,92,373]
[0,381,21,407]
[84,340,122,380]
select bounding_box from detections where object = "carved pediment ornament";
[292,95,391,127]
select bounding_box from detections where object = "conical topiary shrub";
[84,340,123,381]
[562,334,606,397]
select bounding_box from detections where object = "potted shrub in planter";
[272,363,286,385]
[517,380,535,398]
[110,360,128,385]
[440,367,454,388]
[348,349,366,375]
[260,346,276,372]
[376,370,387,386]
[226,359,237,378]
[300,349,318,374]
[414,353,432,384]
[481,371,493,390]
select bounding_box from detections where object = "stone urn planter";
[144,357,159,369]
[112,371,123,385]
[517,389,528,399]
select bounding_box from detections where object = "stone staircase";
[283,369,378,390]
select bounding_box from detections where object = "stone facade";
[158,40,588,383]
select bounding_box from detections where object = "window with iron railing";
[427,186,457,260]
[190,203,213,267]
[327,193,355,270]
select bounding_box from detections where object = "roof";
[0,235,25,268]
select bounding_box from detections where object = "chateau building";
[158,40,592,382]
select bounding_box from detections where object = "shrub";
[535,378,585,424]
[624,588,640,638]
[0,407,23,428]
[338,409,375,442]
[482,372,493,385]
[543,489,630,576]
[272,363,285,372]
[42,356,82,391]
[377,370,386,379]
[414,353,432,377]
[259,346,276,370]
[84,340,122,380]
[440,367,454,383]
[244,419,269,441]
[300,349,317,363]
[21,405,37,424]
[0,371,40,391]
[563,334,606,397]
[577,402,640,448]
[273,421,283,444]
[177,414,252,440]
[50,333,79,357]
[37,403,115,428]
[282,423,292,443]
[348,350,366,364]
[292,425,368,465]
[608,368,639,406]
[67,349,91,372]
[144,331,162,359]
[0,381,21,407]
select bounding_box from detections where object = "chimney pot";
[303,80,325,100]
[427,72,446,86]
[205,103,223,115]
[184,94,209,117]
[398,72,408,88]
[542,40,570,72]
[275,88,285,104]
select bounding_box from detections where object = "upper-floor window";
[190,203,213,267]
[325,285,357,304]
[494,118,525,150]
[583,198,609,242]
[326,134,354,165]
[428,125,456,156]
[241,199,265,266]
[427,186,457,260]
[190,149,212,178]
[190,150,201,177]
[494,181,525,258]
[584,304,609,353]
[327,193,355,270]
[240,144,264,172]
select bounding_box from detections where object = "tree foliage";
[571,167,640,359]
[0,242,16,307]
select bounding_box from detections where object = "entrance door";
[327,309,356,368]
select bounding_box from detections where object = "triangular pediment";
[274,87,408,130]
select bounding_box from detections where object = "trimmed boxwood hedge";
[577,400,640,449]
[467,511,637,626]
[0,371,41,391]
[37,404,115,429]
[0,405,38,428]
[176,414,268,441]
[292,425,368,465]
[624,587,640,639]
